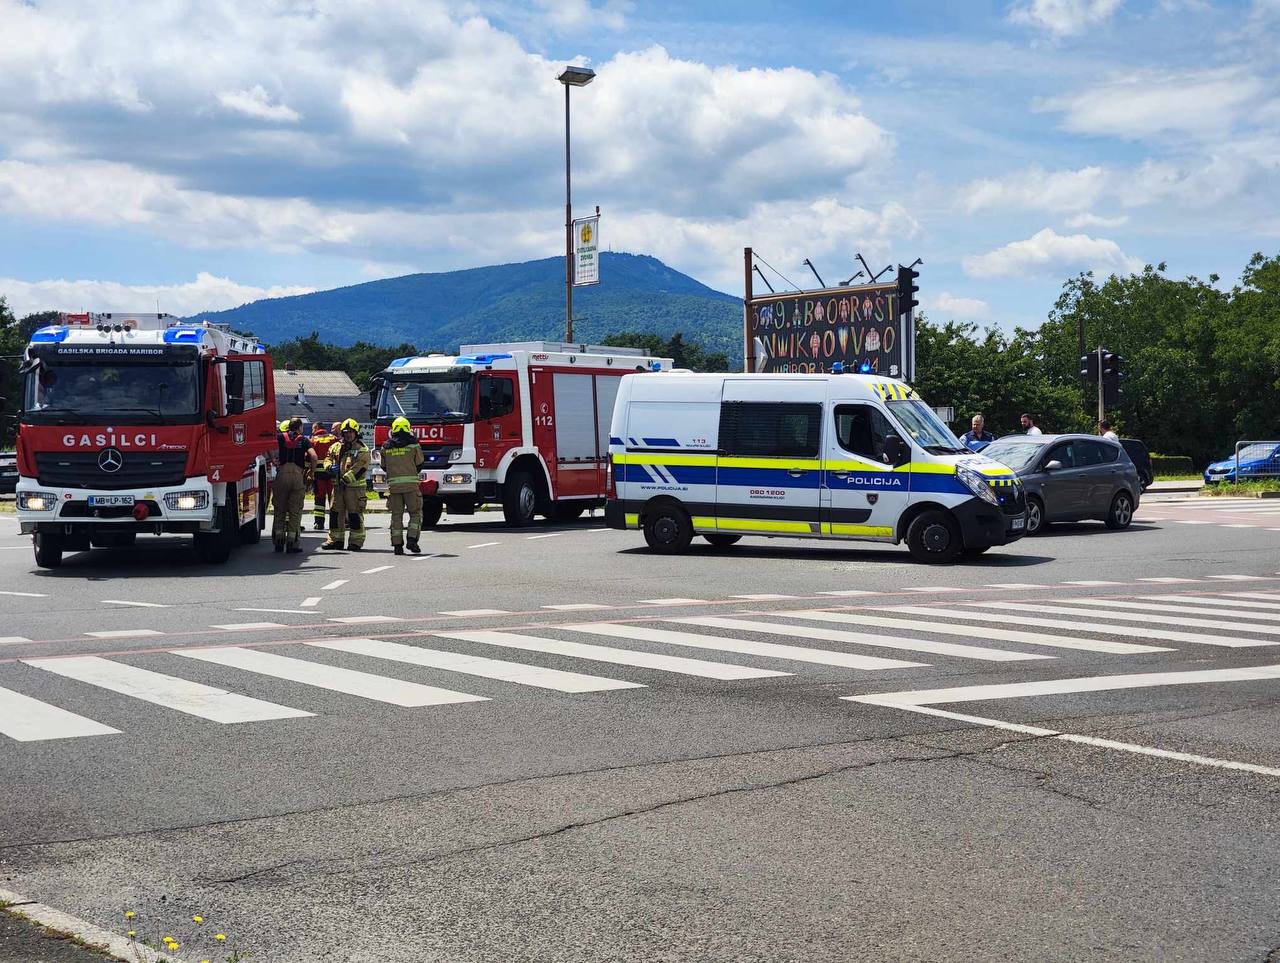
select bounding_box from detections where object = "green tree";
[600,331,729,371]
[0,298,25,446]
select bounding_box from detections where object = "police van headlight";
[18,491,57,512]
[957,466,1000,506]
[163,490,209,511]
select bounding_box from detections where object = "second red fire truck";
[369,341,672,527]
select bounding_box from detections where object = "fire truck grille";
[36,452,189,490]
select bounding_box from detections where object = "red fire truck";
[16,313,278,568]
[369,341,672,527]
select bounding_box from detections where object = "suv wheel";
[1105,491,1134,529]
[1025,496,1046,535]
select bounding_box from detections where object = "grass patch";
[1154,472,1203,481]
[1201,479,1280,496]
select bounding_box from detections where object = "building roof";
[275,369,361,396]
[274,369,366,426]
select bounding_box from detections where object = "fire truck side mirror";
[368,377,383,418]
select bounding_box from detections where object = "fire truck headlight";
[163,490,210,512]
[18,491,57,512]
[443,472,472,486]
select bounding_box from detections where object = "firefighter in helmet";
[310,420,340,531]
[322,418,371,551]
[273,417,316,554]
[381,416,425,555]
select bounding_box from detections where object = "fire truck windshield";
[24,358,202,424]
[378,373,473,423]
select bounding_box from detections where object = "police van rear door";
[715,379,822,536]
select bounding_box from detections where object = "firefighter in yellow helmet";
[309,421,340,531]
[382,416,424,555]
[322,418,371,551]
[272,417,316,554]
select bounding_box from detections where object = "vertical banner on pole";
[573,215,600,286]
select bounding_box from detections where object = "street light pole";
[557,65,595,345]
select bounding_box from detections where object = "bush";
[1150,454,1195,476]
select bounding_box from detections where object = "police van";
[605,372,1026,563]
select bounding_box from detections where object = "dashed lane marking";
[210,622,287,632]
[84,629,164,639]
[235,607,317,614]
[320,580,349,591]
[527,533,562,540]
[468,542,500,549]
[730,594,799,601]
[542,603,611,611]
[1062,580,1124,586]
[817,590,878,597]
[1174,520,1214,524]
[1206,574,1269,581]
[0,591,49,598]
[1137,577,1202,583]
[984,583,1049,589]
[639,598,707,605]
[440,609,511,617]
[301,597,322,608]
[903,586,961,593]
[0,637,33,645]
[101,600,169,609]
[327,615,403,625]
[361,565,395,574]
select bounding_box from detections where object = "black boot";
[406,539,421,554]
[393,544,405,556]
[273,540,284,553]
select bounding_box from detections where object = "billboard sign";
[573,215,599,286]
[745,282,907,376]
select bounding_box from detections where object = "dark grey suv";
[981,434,1140,535]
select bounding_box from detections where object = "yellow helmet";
[278,420,291,432]
[391,416,411,434]
[340,418,360,433]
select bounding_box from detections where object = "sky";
[0,0,1277,330]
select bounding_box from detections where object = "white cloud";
[1040,68,1266,139]
[534,0,630,31]
[961,165,1108,213]
[963,228,1143,278]
[930,292,991,319]
[1064,211,1129,228]
[0,273,314,318]
[1008,0,1122,36]
[217,85,301,123]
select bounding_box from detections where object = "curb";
[0,889,184,963]
[1197,490,1280,499]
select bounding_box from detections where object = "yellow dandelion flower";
[127,931,136,938]
[161,936,173,943]
[124,911,136,919]
[192,915,204,923]
[214,933,226,941]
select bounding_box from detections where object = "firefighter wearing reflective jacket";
[322,419,371,551]
[310,421,340,531]
[273,417,316,554]
[382,416,425,555]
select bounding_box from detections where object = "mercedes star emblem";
[98,448,124,473]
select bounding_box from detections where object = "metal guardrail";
[1235,440,1280,480]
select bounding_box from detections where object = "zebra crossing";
[1142,496,1280,529]
[4,589,1280,743]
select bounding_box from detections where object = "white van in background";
[604,372,1026,563]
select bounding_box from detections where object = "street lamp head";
[557,65,596,87]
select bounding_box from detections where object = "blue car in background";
[1204,442,1280,484]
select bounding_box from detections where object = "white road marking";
[24,656,311,723]
[101,599,169,608]
[361,565,394,574]
[0,637,33,645]
[639,597,707,605]
[210,622,287,631]
[235,607,316,614]
[730,594,799,601]
[542,603,611,611]
[300,597,322,608]
[1223,592,1280,602]
[174,647,485,707]
[468,542,500,549]
[881,605,1259,648]
[971,600,1280,640]
[817,590,878,597]
[1174,519,1214,524]
[903,586,960,593]
[309,637,641,693]
[1206,574,1268,581]
[675,616,1047,663]
[567,622,921,671]
[84,629,164,639]
[789,609,1168,655]
[1136,577,1202,583]
[320,579,349,591]
[440,608,511,617]
[1161,594,1280,611]
[0,684,121,741]
[527,533,562,540]
[0,590,50,598]
[1222,524,1258,528]
[442,629,795,680]
[327,615,403,624]
[1062,580,1124,586]
[850,662,1280,707]
[984,583,1048,589]
[1062,597,1280,623]
[846,703,1280,780]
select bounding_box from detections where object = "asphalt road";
[1,494,1279,962]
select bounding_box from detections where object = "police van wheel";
[421,498,443,529]
[906,510,961,564]
[503,472,539,527]
[34,532,64,569]
[643,504,693,554]
[703,534,741,549]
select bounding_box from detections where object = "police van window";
[720,402,821,458]
[834,404,894,462]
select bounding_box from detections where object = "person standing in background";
[381,416,425,555]
[1099,420,1119,441]
[1020,413,1042,436]
[272,418,316,554]
[310,421,340,531]
[960,414,996,451]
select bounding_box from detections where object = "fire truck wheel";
[194,500,235,564]
[421,498,443,529]
[702,534,741,548]
[551,503,585,522]
[34,532,64,569]
[502,471,539,527]
[643,502,694,554]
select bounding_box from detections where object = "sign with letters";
[573,215,600,286]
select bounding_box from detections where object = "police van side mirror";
[884,434,909,467]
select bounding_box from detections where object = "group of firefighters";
[271,416,425,556]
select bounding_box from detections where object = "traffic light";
[896,264,919,316]
[1102,352,1123,407]
[1080,353,1098,382]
